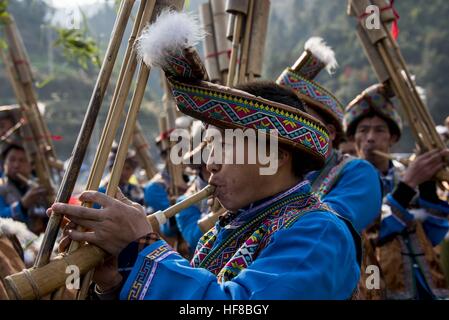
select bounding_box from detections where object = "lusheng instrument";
[373,150,449,192]
[348,0,449,184]
[226,0,270,86]
[4,184,215,300]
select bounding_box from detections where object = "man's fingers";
[67,229,97,244]
[79,191,116,208]
[115,187,133,206]
[51,202,104,221]
[66,216,98,230]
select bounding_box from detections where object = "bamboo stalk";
[4,17,58,164]
[75,0,186,299]
[350,0,449,184]
[0,35,55,206]
[52,0,154,300]
[237,0,254,84]
[33,0,136,269]
[132,121,158,179]
[383,26,444,150]
[226,14,243,86]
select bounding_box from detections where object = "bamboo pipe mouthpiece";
[148,184,216,230]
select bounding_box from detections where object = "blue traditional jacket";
[306,150,383,233]
[365,161,449,299]
[120,181,361,300]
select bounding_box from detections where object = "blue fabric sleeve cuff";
[120,240,177,300]
[418,198,449,217]
[422,215,449,246]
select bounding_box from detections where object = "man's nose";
[206,147,221,175]
[366,129,376,142]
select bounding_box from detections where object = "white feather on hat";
[137,10,205,68]
[304,37,338,74]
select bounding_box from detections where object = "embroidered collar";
[219,180,311,230]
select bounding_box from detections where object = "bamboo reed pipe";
[4,185,215,300]
[34,0,136,269]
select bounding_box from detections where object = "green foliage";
[0,0,9,49]
[53,27,101,70]
[53,9,101,70]
[0,0,9,22]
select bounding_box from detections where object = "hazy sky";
[45,0,114,8]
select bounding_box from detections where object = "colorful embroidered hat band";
[344,83,403,137]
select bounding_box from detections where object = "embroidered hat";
[137,11,331,166]
[276,37,344,143]
[344,83,402,138]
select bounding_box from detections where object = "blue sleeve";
[120,211,360,300]
[144,182,175,237]
[380,194,449,246]
[144,182,170,213]
[418,198,449,246]
[0,194,27,222]
[322,159,382,233]
[175,195,203,255]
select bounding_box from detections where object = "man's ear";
[390,134,399,145]
[278,148,291,167]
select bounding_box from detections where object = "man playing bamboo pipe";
[48,11,361,300]
[276,37,382,233]
[0,143,48,235]
[0,105,21,177]
[345,83,449,300]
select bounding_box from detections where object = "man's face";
[4,148,32,181]
[354,115,397,164]
[205,130,274,212]
[120,160,136,185]
[0,118,14,137]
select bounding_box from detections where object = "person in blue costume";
[276,37,382,233]
[49,11,361,300]
[0,143,48,235]
[0,105,22,178]
[345,83,449,299]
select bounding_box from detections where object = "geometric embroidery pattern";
[127,243,175,300]
[171,80,331,161]
[343,89,403,135]
[191,191,328,283]
[277,68,344,125]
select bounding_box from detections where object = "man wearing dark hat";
[0,143,48,234]
[345,83,449,299]
[49,11,361,300]
[276,37,382,233]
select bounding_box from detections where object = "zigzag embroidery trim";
[172,82,329,136]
